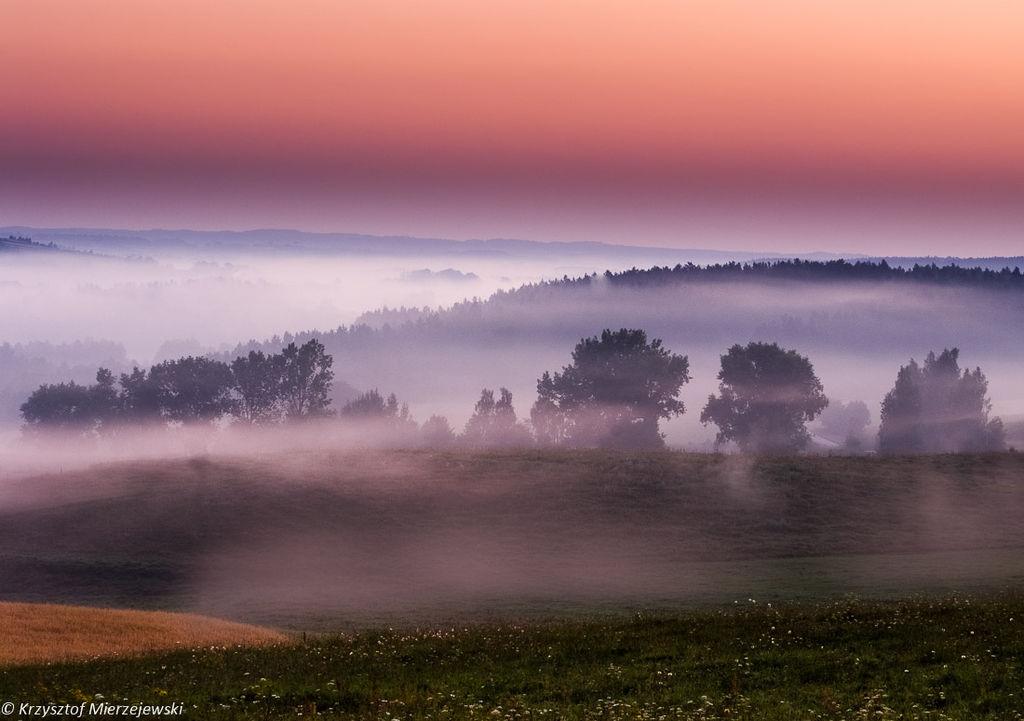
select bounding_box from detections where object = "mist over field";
[0,229,804,424]
[0,246,560,426]
[228,274,1024,448]
[1,229,1024,721]
[3,229,1024,629]
[1,448,1023,628]
[0,251,521,361]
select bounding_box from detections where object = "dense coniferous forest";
[220,260,1024,386]
[236,259,1024,352]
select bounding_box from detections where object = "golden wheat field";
[0,602,286,666]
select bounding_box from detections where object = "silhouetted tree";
[231,350,283,425]
[148,356,236,423]
[89,368,121,431]
[420,414,456,448]
[20,368,122,435]
[118,367,162,423]
[279,339,334,419]
[531,329,690,449]
[20,381,95,434]
[464,387,532,447]
[879,348,1005,453]
[701,342,828,453]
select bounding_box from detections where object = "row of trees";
[20,329,1007,454]
[524,330,1003,454]
[20,340,335,433]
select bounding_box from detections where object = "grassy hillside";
[0,602,284,666]
[2,596,1022,719]
[1,450,1022,628]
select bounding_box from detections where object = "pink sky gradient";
[2,0,1022,254]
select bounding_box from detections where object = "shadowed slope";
[1,450,1024,628]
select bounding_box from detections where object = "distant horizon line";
[5,223,1024,263]
[0,222,845,255]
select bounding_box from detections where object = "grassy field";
[1,596,1023,719]
[1,450,1023,627]
[0,602,285,666]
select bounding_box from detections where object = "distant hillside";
[873,256,1024,272]
[0,225,851,264]
[224,259,1024,430]
[0,234,130,261]
[538,259,1024,290]
[0,235,65,253]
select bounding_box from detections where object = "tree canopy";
[279,340,335,419]
[700,342,828,453]
[531,329,690,449]
[231,350,284,425]
[148,356,236,423]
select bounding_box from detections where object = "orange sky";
[2,0,1023,252]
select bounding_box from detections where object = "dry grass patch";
[0,602,287,666]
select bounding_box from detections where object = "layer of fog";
[0,249,620,424]
[1,443,1022,627]
[0,252,547,361]
[224,278,1024,449]
[2,248,1023,449]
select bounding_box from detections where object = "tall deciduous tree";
[531,329,690,449]
[279,339,334,419]
[231,350,283,425]
[118,367,162,424]
[700,342,828,453]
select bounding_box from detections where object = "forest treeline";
[20,330,1008,455]
[232,259,1024,361]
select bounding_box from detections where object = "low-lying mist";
[4,255,1024,447]
[219,277,1024,448]
[1,445,1022,628]
[0,252,536,361]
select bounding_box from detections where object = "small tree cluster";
[463,387,533,448]
[879,348,1005,454]
[341,389,417,430]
